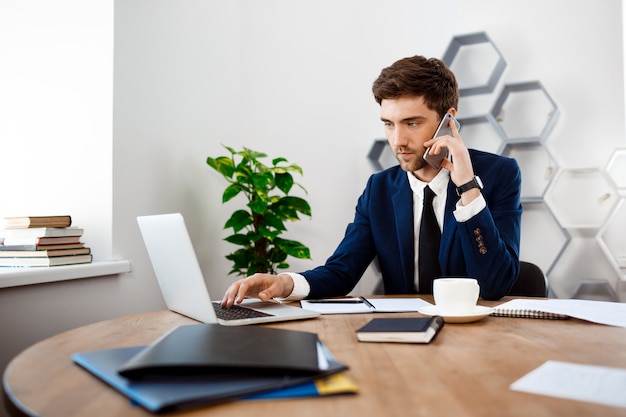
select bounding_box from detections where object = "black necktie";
[418,185,441,293]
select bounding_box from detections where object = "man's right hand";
[220,273,295,307]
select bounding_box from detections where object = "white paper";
[494,298,626,328]
[366,297,433,312]
[300,298,374,314]
[300,297,433,314]
[511,361,626,408]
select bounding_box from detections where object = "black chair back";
[507,261,548,297]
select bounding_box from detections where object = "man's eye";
[408,122,419,127]
[383,122,393,128]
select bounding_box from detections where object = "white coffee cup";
[433,278,480,315]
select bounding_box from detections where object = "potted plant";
[207,146,312,276]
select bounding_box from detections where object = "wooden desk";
[4,298,626,417]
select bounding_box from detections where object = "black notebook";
[356,317,444,343]
[118,323,326,379]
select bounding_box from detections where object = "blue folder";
[72,344,349,413]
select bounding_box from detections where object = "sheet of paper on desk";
[511,360,626,408]
[366,297,433,312]
[300,298,374,314]
[495,298,626,328]
[300,298,433,314]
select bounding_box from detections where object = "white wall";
[0,0,113,259]
[1,1,626,412]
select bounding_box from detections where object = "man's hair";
[372,55,459,118]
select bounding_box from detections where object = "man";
[222,55,522,306]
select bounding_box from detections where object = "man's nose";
[390,127,408,147]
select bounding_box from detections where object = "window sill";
[0,260,131,289]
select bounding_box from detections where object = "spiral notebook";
[490,299,569,320]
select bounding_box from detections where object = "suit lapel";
[391,172,415,293]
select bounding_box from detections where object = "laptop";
[137,213,320,326]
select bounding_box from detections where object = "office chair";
[507,261,548,297]
[372,260,548,297]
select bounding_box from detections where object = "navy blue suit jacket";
[301,149,522,300]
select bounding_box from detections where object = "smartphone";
[423,112,461,169]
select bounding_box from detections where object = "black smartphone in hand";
[423,112,460,169]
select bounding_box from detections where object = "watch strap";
[456,176,483,197]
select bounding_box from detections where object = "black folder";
[117,324,325,379]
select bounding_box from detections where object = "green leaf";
[275,172,293,194]
[272,157,288,165]
[226,248,254,276]
[243,147,267,161]
[268,247,288,263]
[273,205,299,220]
[281,196,312,216]
[224,210,252,233]
[286,163,303,175]
[271,196,312,220]
[252,171,273,191]
[222,183,242,203]
[248,198,268,214]
[257,225,280,240]
[235,165,253,185]
[224,233,252,246]
[261,212,286,231]
[206,156,235,178]
[275,238,311,259]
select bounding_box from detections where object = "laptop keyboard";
[212,302,273,321]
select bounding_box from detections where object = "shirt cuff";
[453,193,487,222]
[277,272,310,301]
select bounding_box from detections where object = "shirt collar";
[406,169,450,197]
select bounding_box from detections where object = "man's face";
[380,96,440,173]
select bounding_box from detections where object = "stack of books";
[0,215,92,267]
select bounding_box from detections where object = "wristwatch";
[456,176,483,197]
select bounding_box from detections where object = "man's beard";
[394,147,427,172]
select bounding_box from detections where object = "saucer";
[418,305,494,323]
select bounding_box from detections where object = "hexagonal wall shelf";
[501,142,558,202]
[457,114,503,155]
[597,198,626,279]
[605,148,626,190]
[490,81,559,144]
[545,168,618,229]
[519,200,570,275]
[367,139,397,172]
[442,32,507,96]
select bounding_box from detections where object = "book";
[117,323,335,379]
[0,227,83,238]
[0,235,83,247]
[0,254,92,267]
[0,247,90,258]
[73,342,350,412]
[490,299,569,320]
[3,215,72,229]
[356,317,445,344]
[0,242,85,251]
